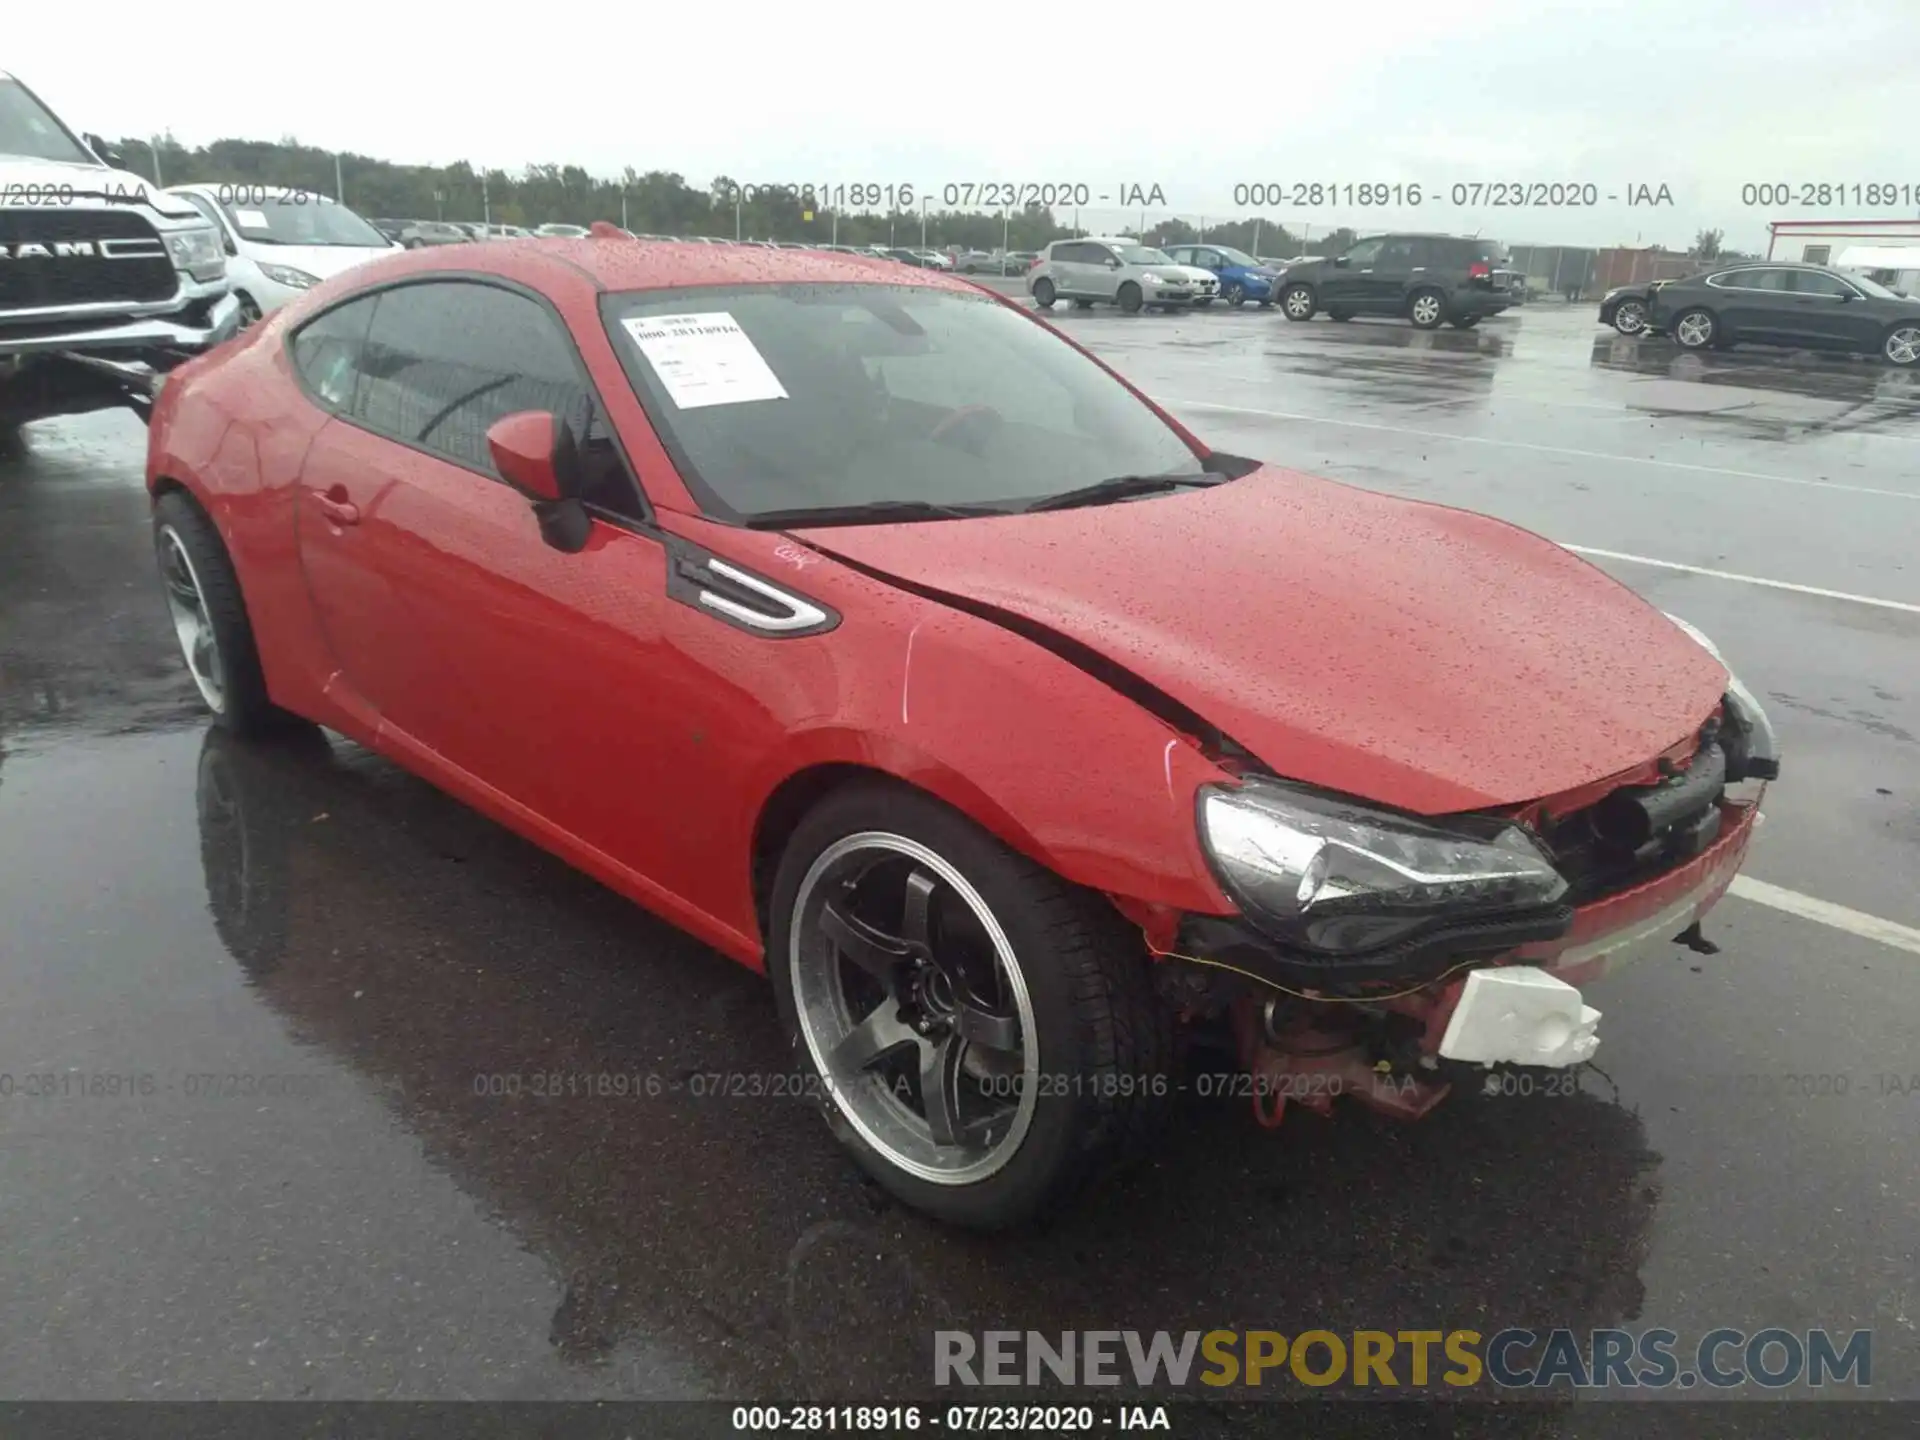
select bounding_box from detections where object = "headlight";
[1664,614,1780,781]
[1198,779,1568,957]
[165,225,227,283]
[1140,272,1163,283]
[259,263,320,289]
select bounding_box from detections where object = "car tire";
[1450,315,1481,329]
[152,489,305,737]
[1672,307,1717,350]
[1612,299,1649,336]
[1219,283,1245,307]
[1031,277,1056,309]
[767,780,1174,1231]
[1882,323,1920,367]
[1281,283,1317,321]
[1408,288,1448,330]
[235,292,264,328]
[1118,282,1143,314]
[1325,308,1353,322]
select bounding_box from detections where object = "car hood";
[0,156,201,219]
[238,241,396,278]
[796,469,1727,814]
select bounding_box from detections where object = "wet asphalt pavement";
[1,298,1917,1432]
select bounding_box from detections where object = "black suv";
[1277,234,1518,329]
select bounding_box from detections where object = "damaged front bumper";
[1175,792,1764,1125]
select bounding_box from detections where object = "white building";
[1767,218,1920,291]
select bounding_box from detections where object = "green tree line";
[117,133,1362,257]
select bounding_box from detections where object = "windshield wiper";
[743,498,1010,529]
[1022,472,1221,513]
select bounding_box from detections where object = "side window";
[1789,269,1853,297]
[1376,239,1418,270]
[1714,268,1787,291]
[1165,247,1191,265]
[353,281,643,517]
[1801,245,1831,265]
[178,191,228,235]
[1342,238,1384,267]
[289,295,380,413]
[355,282,587,474]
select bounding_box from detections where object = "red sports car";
[146,234,1779,1229]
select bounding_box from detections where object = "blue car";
[1164,243,1283,307]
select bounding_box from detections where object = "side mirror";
[485,409,592,552]
[221,233,237,257]
[1333,256,1350,268]
[84,132,127,168]
[1106,257,1122,269]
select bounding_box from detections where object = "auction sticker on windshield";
[621,312,789,409]
[234,209,270,229]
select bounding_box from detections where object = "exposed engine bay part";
[1435,966,1602,1068]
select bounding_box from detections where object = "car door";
[1785,268,1877,351]
[288,278,707,884]
[1084,242,1124,300]
[1369,237,1421,312]
[1320,237,1383,309]
[1708,268,1793,345]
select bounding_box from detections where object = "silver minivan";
[1027,237,1218,313]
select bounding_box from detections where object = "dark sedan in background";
[1647,262,1920,365]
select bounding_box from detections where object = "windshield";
[1848,273,1902,300]
[213,193,390,247]
[1214,246,1257,266]
[1118,246,1173,266]
[0,78,96,165]
[603,283,1201,521]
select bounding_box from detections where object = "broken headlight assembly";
[1197,779,1570,958]
[1664,614,1780,781]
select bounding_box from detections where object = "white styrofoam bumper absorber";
[1437,966,1602,1068]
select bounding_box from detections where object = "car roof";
[310,235,983,297]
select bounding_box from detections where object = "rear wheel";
[1673,307,1717,350]
[768,782,1173,1230]
[1408,288,1447,329]
[1280,283,1317,321]
[152,490,304,736]
[1883,324,1920,366]
[1031,277,1056,309]
[1118,282,1143,314]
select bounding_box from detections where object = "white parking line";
[1159,397,1920,502]
[1558,546,1920,614]
[1729,877,1920,957]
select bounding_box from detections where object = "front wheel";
[1280,283,1317,321]
[1883,323,1920,367]
[1408,288,1447,330]
[1223,282,1246,307]
[235,292,264,329]
[1031,277,1056,309]
[768,782,1173,1230]
[1612,299,1649,335]
[1117,282,1143,314]
[1672,307,1717,350]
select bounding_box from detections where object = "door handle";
[315,487,360,525]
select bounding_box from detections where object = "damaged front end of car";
[1146,655,1779,1130]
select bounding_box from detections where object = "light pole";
[920,194,930,249]
[734,193,742,241]
[482,173,491,225]
[334,151,344,203]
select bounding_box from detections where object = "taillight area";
[1467,260,1491,279]
[1028,254,1043,269]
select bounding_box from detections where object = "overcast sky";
[10,0,1916,251]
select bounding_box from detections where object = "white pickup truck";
[1,70,240,431]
